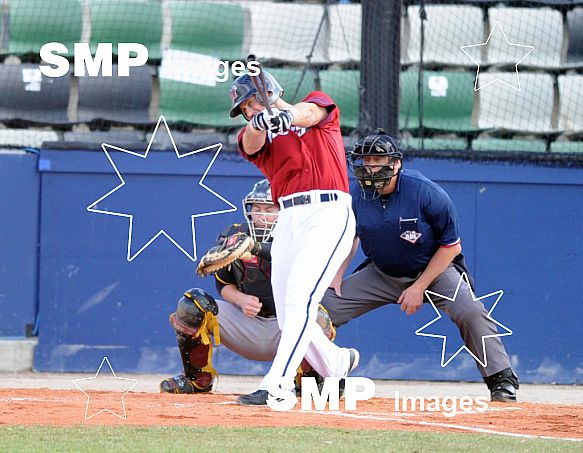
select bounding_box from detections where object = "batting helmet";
[348,128,403,197]
[170,288,219,336]
[242,179,278,242]
[229,72,284,120]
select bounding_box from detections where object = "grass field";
[0,426,580,453]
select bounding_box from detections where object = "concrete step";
[0,337,38,372]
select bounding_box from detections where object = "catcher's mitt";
[196,233,253,277]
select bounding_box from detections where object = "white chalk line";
[210,400,581,442]
[307,409,582,443]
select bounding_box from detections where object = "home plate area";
[0,389,581,442]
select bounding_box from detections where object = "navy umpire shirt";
[351,169,461,279]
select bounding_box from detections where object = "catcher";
[160,179,334,396]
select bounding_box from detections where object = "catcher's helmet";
[348,128,403,198]
[242,179,278,242]
[170,288,219,335]
[229,72,284,120]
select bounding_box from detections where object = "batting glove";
[267,110,294,135]
[251,108,279,131]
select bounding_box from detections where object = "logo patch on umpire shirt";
[400,230,422,244]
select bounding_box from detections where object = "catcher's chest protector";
[232,257,276,317]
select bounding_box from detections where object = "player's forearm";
[220,284,247,307]
[413,243,462,291]
[288,102,327,128]
[241,124,266,155]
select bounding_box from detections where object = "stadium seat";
[400,71,479,133]
[476,73,555,133]
[168,1,245,61]
[487,7,563,68]
[245,3,327,63]
[269,68,317,104]
[558,75,583,133]
[567,8,583,68]
[0,64,69,124]
[400,137,468,151]
[159,74,242,128]
[0,129,58,148]
[328,4,361,63]
[472,138,547,152]
[77,65,153,125]
[550,141,583,153]
[406,5,484,66]
[146,130,228,152]
[89,0,163,60]
[64,130,144,144]
[9,0,82,56]
[319,70,359,129]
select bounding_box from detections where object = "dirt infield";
[0,389,581,442]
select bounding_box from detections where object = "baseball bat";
[246,54,273,115]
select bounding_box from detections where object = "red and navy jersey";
[237,91,349,200]
[213,223,275,318]
[352,170,462,279]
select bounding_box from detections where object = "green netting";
[9,0,82,56]
[269,68,317,105]
[89,0,162,59]
[169,1,245,61]
[0,0,580,162]
[319,70,359,129]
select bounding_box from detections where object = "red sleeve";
[237,127,267,161]
[301,91,339,129]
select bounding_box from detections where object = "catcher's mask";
[171,288,219,335]
[348,128,403,200]
[242,179,278,242]
[229,71,283,121]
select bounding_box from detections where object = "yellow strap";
[184,293,221,377]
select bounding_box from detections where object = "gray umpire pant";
[215,300,280,362]
[321,263,511,378]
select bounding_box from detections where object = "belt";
[281,192,339,209]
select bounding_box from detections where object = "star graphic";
[461,21,534,91]
[87,115,237,261]
[415,272,512,368]
[73,356,138,420]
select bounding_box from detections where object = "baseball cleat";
[346,348,360,376]
[490,384,517,402]
[159,374,212,394]
[484,368,519,402]
[236,389,269,406]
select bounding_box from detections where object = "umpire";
[322,129,519,402]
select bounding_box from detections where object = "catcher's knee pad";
[169,288,221,384]
[317,304,336,341]
[170,288,219,337]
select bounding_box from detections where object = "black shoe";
[295,369,325,396]
[237,389,269,406]
[159,374,212,394]
[484,368,519,402]
[346,348,360,376]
